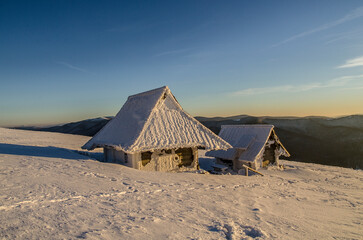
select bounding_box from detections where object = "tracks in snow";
[0,190,130,211]
[0,177,253,212]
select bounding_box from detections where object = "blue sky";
[1,0,363,126]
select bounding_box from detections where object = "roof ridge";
[222,124,274,128]
[128,86,168,99]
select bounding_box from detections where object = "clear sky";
[1,0,363,126]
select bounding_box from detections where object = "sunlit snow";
[0,128,362,239]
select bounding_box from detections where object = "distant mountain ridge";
[16,117,113,137]
[14,114,363,169]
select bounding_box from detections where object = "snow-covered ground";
[0,128,362,239]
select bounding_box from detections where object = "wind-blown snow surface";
[0,128,362,239]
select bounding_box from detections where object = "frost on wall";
[139,147,198,172]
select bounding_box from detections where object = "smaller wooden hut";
[82,86,231,172]
[206,125,290,171]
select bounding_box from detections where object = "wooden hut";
[206,125,290,171]
[82,86,231,172]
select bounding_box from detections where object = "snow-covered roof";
[206,125,290,162]
[82,86,232,153]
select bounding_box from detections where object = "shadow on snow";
[0,143,91,161]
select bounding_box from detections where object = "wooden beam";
[242,164,264,176]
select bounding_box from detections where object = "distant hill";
[14,114,363,169]
[16,117,113,137]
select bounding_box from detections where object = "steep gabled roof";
[206,125,290,161]
[82,86,232,153]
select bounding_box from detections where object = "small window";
[141,151,152,166]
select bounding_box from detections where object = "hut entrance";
[175,148,194,167]
[262,144,276,167]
